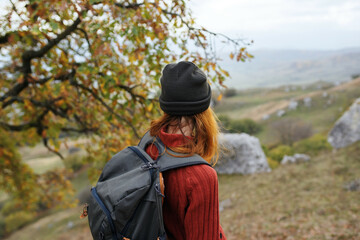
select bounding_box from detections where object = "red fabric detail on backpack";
[146,128,227,240]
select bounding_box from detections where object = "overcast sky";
[190,0,360,50]
[1,0,359,50]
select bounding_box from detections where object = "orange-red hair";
[149,108,219,165]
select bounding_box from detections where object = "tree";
[0,0,252,208]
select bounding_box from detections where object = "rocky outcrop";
[281,153,310,164]
[328,98,360,148]
[215,133,271,174]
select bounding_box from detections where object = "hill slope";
[5,144,360,240]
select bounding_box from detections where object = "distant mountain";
[220,48,360,89]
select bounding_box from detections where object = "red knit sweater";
[145,129,226,240]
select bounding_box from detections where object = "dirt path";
[246,78,360,121]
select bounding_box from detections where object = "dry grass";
[219,144,360,240]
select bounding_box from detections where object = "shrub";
[229,118,262,135]
[272,118,313,145]
[224,88,237,98]
[267,158,280,169]
[293,134,332,156]
[218,116,262,135]
[63,153,84,172]
[4,211,35,233]
[261,144,269,156]
[0,201,23,217]
[268,145,295,163]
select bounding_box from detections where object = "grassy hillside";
[215,78,360,145]
[4,143,360,240]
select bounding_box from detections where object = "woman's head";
[150,108,219,164]
[150,61,219,164]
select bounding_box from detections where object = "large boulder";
[328,98,360,148]
[215,133,271,174]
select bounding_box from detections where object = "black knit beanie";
[159,61,211,116]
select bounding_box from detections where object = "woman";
[145,61,226,240]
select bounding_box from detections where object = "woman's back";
[146,128,226,240]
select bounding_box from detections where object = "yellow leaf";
[146,103,153,112]
[129,55,136,63]
[158,32,164,40]
[217,94,223,101]
[229,53,234,60]
[60,51,67,63]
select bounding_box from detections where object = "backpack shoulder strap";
[138,131,165,155]
[138,131,211,171]
[157,152,211,172]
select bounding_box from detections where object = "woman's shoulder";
[168,163,218,184]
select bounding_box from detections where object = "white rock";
[281,155,296,164]
[328,98,360,148]
[215,133,271,174]
[303,97,312,107]
[277,109,286,117]
[67,221,74,229]
[288,100,298,110]
[262,114,270,120]
[219,199,232,212]
[322,92,328,98]
[281,153,310,164]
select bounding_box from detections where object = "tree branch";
[114,2,144,9]
[70,79,140,138]
[76,28,93,54]
[0,18,81,105]
[22,17,81,74]
[1,70,76,108]
[42,137,64,159]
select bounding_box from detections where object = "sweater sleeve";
[184,165,227,240]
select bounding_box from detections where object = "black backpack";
[86,131,210,240]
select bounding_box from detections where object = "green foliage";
[293,134,332,156]
[261,144,270,156]
[229,119,262,135]
[63,154,84,172]
[0,130,38,211]
[0,201,23,217]
[267,157,280,169]
[218,116,262,135]
[268,145,295,163]
[4,211,35,233]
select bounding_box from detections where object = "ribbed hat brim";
[159,88,211,116]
